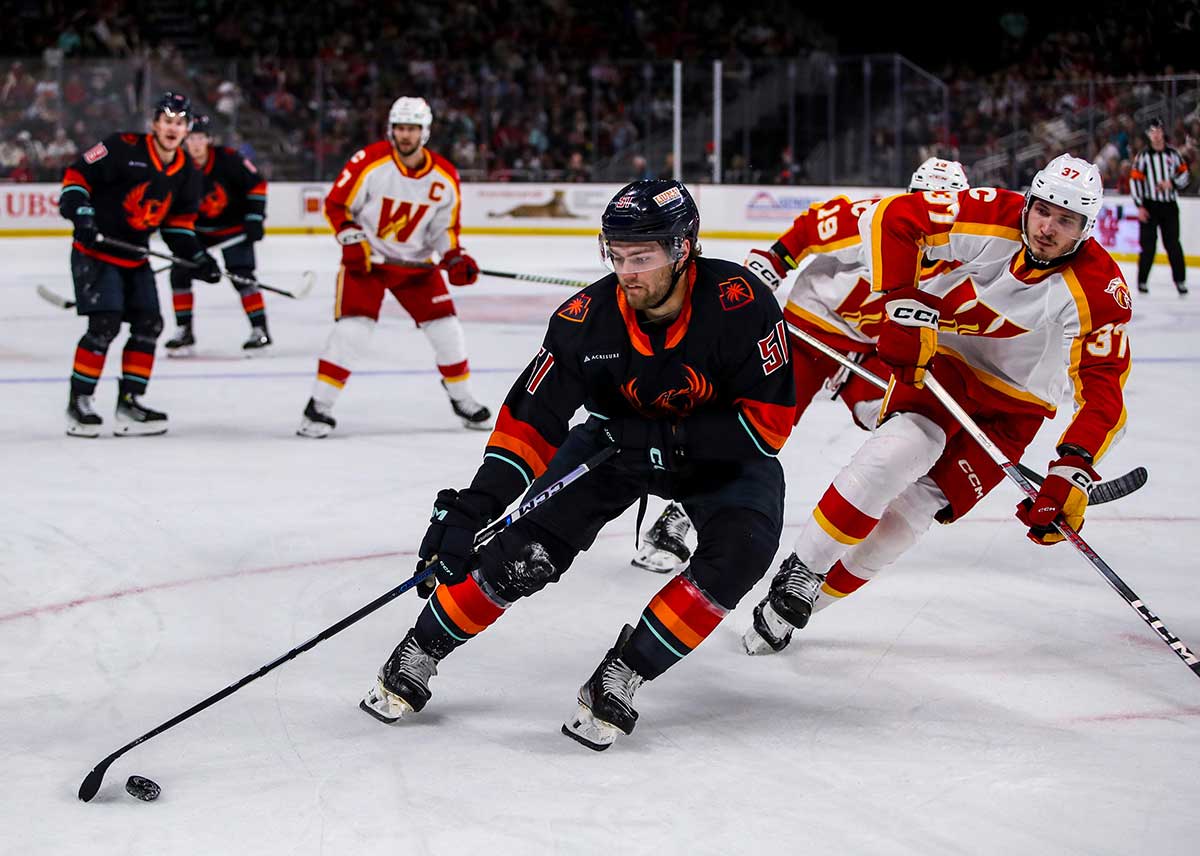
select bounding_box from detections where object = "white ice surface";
[2,235,1198,855]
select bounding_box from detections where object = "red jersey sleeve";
[773,195,872,267]
[323,141,389,231]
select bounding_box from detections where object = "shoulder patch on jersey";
[120,134,139,146]
[1105,277,1132,310]
[557,294,592,323]
[83,143,108,164]
[718,276,755,311]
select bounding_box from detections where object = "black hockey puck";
[125,775,161,802]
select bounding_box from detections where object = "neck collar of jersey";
[1011,245,1072,281]
[392,147,432,178]
[616,263,697,356]
[146,134,186,176]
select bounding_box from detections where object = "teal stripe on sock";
[639,614,686,659]
[430,596,470,642]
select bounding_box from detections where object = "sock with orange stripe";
[118,337,156,396]
[623,573,728,680]
[413,572,508,659]
[236,283,268,332]
[70,345,106,396]
[171,288,194,328]
[792,411,945,574]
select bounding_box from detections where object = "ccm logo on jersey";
[1105,277,1132,310]
[957,458,984,499]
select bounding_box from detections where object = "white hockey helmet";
[907,158,969,193]
[1023,153,1103,258]
[388,96,432,146]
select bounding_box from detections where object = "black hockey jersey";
[470,256,797,510]
[194,145,267,239]
[60,132,203,267]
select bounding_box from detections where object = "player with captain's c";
[297,96,490,438]
[744,153,1133,655]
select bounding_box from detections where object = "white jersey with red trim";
[324,141,463,264]
[778,195,962,348]
[862,187,1131,460]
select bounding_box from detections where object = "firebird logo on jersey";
[718,277,755,311]
[557,294,592,322]
[1105,277,1132,310]
[937,278,1029,338]
[200,183,228,219]
[621,366,714,417]
[123,183,172,230]
[377,198,430,242]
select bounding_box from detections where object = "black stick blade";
[78,763,108,802]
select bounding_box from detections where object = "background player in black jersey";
[359,180,797,751]
[59,92,221,436]
[164,114,272,355]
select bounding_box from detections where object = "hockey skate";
[114,392,168,436]
[66,393,102,438]
[442,380,493,430]
[562,624,645,751]
[631,502,692,573]
[359,629,440,723]
[741,598,796,655]
[242,326,272,354]
[296,398,336,438]
[164,325,196,357]
[769,553,825,629]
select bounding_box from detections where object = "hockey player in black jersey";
[361,180,797,750]
[165,114,271,355]
[59,91,221,436]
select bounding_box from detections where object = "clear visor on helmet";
[599,235,682,274]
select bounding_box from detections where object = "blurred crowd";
[1,0,1197,194]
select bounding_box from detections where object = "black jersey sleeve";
[59,134,122,221]
[234,151,269,222]
[679,292,796,460]
[466,312,589,516]
[160,167,205,260]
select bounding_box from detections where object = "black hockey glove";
[415,488,489,598]
[603,417,679,470]
[192,250,223,283]
[243,215,264,243]
[73,206,99,247]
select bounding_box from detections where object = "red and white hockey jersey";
[777,195,961,352]
[324,141,463,263]
[862,187,1132,461]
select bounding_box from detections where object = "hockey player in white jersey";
[632,159,969,574]
[743,154,1133,654]
[297,96,492,437]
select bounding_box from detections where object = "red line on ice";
[0,549,410,623]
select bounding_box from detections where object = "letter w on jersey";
[377,198,430,242]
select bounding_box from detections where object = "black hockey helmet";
[153,91,193,126]
[189,113,212,136]
[601,179,700,261]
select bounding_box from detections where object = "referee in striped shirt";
[1131,119,1191,295]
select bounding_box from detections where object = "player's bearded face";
[152,114,190,151]
[391,124,423,155]
[606,241,681,310]
[1025,199,1086,261]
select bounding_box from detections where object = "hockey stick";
[36,283,76,309]
[785,322,1147,504]
[77,442,619,802]
[370,255,590,288]
[151,234,248,274]
[921,371,1200,679]
[94,234,310,299]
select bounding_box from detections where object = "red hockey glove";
[743,246,791,291]
[875,287,941,388]
[1015,452,1098,545]
[441,248,480,286]
[337,224,371,275]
